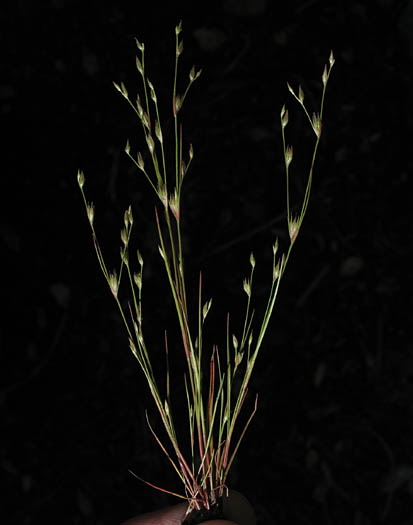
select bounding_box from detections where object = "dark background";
[2,0,413,523]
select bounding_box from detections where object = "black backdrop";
[2,1,413,524]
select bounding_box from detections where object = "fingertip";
[223,490,256,525]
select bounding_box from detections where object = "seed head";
[120,247,128,265]
[136,305,142,325]
[137,250,144,267]
[158,185,168,208]
[288,215,300,244]
[77,169,85,188]
[108,271,119,298]
[129,338,138,359]
[155,120,163,144]
[243,278,251,297]
[189,66,202,82]
[322,64,328,87]
[169,188,180,221]
[273,260,280,282]
[180,160,187,179]
[125,139,130,155]
[147,79,157,103]
[174,94,182,114]
[235,351,244,368]
[287,82,295,97]
[281,106,289,128]
[146,133,155,155]
[135,38,144,52]
[248,332,253,350]
[298,85,304,104]
[136,95,143,118]
[285,145,293,168]
[329,50,335,67]
[176,40,183,57]
[136,55,143,75]
[158,244,165,260]
[120,228,128,246]
[202,298,212,322]
[126,205,133,226]
[312,113,322,138]
[87,202,94,226]
[134,272,142,291]
[137,152,144,171]
[113,81,122,94]
[175,20,182,35]
[273,238,279,256]
[232,334,238,351]
[120,82,128,98]
[250,252,255,269]
[189,143,193,161]
[142,111,150,130]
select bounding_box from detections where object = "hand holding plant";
[78,21,334,524]
[121,489,254,525]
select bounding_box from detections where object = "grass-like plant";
[77,21,334,523]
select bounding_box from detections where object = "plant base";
[182,497,224,525]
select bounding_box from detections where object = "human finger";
[121,502,187,525]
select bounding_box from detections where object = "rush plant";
[77,21,334,522]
